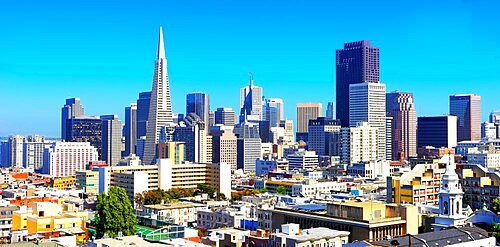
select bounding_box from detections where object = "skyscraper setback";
[386,91,417,160]
[336,41,380,127]
[143,26,174,165]
[449,94,481,142]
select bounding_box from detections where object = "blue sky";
[1,0,499,137]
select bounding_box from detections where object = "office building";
[174,116,211,163]
[75,170,99,194]
[482,122,497,140]
[143,26,174,165]
[42,142,99,177]
[265,98,284,127]
[490,110,500,124]
[158,142,185,164]
[235,122,262,173]
[280,120,294,144]
[240,75,263,122]
[417,116,458,148]
[340,122,378,164]
[186,92,210,128]
[215,107,236,126]
[0,141,9,167]
[100,115,122,166]
[336,40,379,127]
[326,102,334,119]
[287,149,318,170]
[136,91,151,139]
[61,98,84,140]
[386,91,417,160]
[450,94,481,141]
[307,117,341,156]
[8,135,25,168]
[211,125,237,172]
[65,116,102,158]
[349,82,386,160]
[124,103,137,156]
[296,103,322,139]
[23,135,52,170]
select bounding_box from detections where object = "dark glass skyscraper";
[136,91,151,139]
[61,98,84,139]
[65,116,102,158]
[186,92,210,126]
[336,40,379,126]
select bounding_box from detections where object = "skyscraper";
[65,116,102,159]
[450,94,481,142]
[265,98,284,127]
[124,103,137,156]
[136,91,151,139]
[386,91,417,160]
[101,115,122,166]
[215,108,237,126]
[61,98,84,140]
[340,122,378,164]
[308,117,341,156]
[417,116,457,148]
[211,125,238,172]
[349,83,386,160]
[174,114,210,163]
[240,75,263,122]
[326,102,334,119]
[186,92,210,127]
[8,135,25,168]
[336,41,379,127]
[296,103,322,140]
[143,26,174,165]
[235,122,261,173]
[23,135,52,171]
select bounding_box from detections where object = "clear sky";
[1,0,499,137]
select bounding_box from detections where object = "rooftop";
[275,227,349,243]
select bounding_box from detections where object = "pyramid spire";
[157,26,166,60]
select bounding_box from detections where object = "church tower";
[433,154,467,231]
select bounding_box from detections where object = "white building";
[42,142,98,177]
[347,160,391,179]
[140,202,198,226]
[8,135,25,168]
[197,205,257,230]
[269,224,349,247]
[240,77,263,121]
[467,151,500,169]
[211,125,237,172]
[341,122,378,164]
[287,150,318,170]
[23,135,52,171]
[291,180,347,197]
[482,122,497,140]
[455,141,482,156]
[349,83,386,161]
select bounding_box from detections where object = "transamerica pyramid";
[143,26,173,164]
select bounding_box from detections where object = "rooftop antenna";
[248,72,254,87]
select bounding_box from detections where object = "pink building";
[43,142,98,177]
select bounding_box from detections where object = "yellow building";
[50,176,76,190]
[12,202,88,242]
[76,170,99,194]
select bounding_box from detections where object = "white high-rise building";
[211,125,238,172]
[240,75,263,122]
[143,26,174,165]
[287,149,319,170]
[265,98,284,127]
[341,122,378,164]
[8,135,25,168]
[42,142,98,177]
[349,83,386,160]
[481,122,497,140]
[101,115,122,166]
[23,135,52,171]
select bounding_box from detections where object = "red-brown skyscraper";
[386,91,417,160]
[450,94,481,142]
[336,40,379,127]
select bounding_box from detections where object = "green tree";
[492,198,500,213]
[276,186,287,195]
[492,222,500,242]
[197,184,216,197]
[216,192,226,200]
[96,186,137,238]
[258,187,268,193]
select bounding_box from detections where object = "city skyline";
[1,1,500,137]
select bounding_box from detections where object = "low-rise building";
[269,224,349,247]
[75,170,99,194]
[139,202,198,226]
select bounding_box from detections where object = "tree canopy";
[96,186,137,238]
[492,198,500,214]
[276,186,287,195]
[135,188,196,207]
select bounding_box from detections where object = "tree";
[258,188,268,193]
[216,192,226,200]
[492,222,500,242]
[197,184,216,197]
[96,186,137,238]
[276,186,287,195]
[492,198,500,214]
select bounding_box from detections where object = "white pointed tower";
[143,26,174,164]
[433,153,467,231]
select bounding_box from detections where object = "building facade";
[450,94,481,142]
[386,91,417,160]
[417,116,458,148]
[124,103,137,156]
[186,92,210,128]
[296,103,322,139]
[61,98,84,140]
[100,115,122,166]
[215,108,237,127]
[42,142,99,177]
